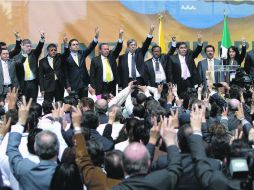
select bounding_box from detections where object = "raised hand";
[40,30,45,39]
[190,104,203,132]
[197,31,203,44]
[149,24,155,35]
[149,116,162,144]
[71,106,82,128]
[95,27,100,39]
[119,27,124,39]
[14,31,20,40]
[18,96,32,126]
[0,116,12,137]
[160,116,177,147]
[7,87,18,110]
[63,33,68,45]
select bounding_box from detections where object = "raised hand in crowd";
[149,116,162,145]
[170,108,179,129]
[7,87,18,110]
[18,97,32,126]
[52,102,65,121]
[235,103,245,121]
[190,104,203,132]
[71,106,82,129]
[160,116,177,147]
[40,30,45,40]
[0,116,12,141]
[230,128,243,145]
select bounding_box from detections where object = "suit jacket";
[151,152,221,190]
[9,40,22,59]
[74,133,120,190]
[118,36,153,88]
[244,50,254,75]
[39,48,69,93]
[111,146,182,190]
[197,58,223,89]
[187,134,241,190]
[0,59,19,94]
[145,46,176,87]
[90,41,122,94]
[6,131,57,190]
[168,45,202,85]
[64,40,97,91]
[14,41,44,90]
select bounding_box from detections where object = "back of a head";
[30,103,42,118]
[105,150,124,179]
[63,96,78,107]
[95,99,108,114]
[81,97,95,111]
[25,110,39,132]
[34,130,59,160]
[123,142,150,176]
[228,98,240,112]
[50,162,83,190]
[210,134,230,161]
[177,124,192,153]
[27,128,43,155]
[42,101,53,115]
[229,85,242,101]
[136,93,147,105]
[81,110,99,129]
[87,139,104,167]
[133,104,145,119]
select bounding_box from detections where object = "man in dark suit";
[0,48,19,99]
[145,37,176,87]
[0,32,21,58]
[112,116,182,190]
[168,33,203,96]
[197,45,224,90]
[90,28,123,95]
[64,27,99,99]
[39,36,69,102]
[118,24,155,88]
[15,31,45,102]
[244,49,254,76]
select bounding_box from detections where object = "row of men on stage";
[0,25,253,103]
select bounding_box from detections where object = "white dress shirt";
[152,58,166,83]
[1,60,11,85]
[101,55,114,82]
[97,121,124,140]
[128,52,141,78]
[178,55,191,80]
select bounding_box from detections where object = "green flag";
[221,15,232,59]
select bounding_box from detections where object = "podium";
[213,65,241,83]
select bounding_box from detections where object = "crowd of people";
[1,24,254,190]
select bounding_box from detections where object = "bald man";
[112,137,182,189]
[95,99,109,124]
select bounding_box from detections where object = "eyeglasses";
[50,49,57,52]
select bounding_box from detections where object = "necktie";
[131,53,136,79]
[105,57,112,82]
[209,59,214,83]
[155,58,160,71]
[73,54,79,66]
[49,58,57,80]
[24,57,32,80]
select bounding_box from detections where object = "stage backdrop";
[1,0,254,69]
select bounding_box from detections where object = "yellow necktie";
[49,58,57,80]
[24,57,31,80]
[209,60,214,83]
[73,54,79,66]
[105,58,112,82]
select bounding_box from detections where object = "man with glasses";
[39,36,69,102]
[15,31,45,102]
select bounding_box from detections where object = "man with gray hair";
[6,98,59,190]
